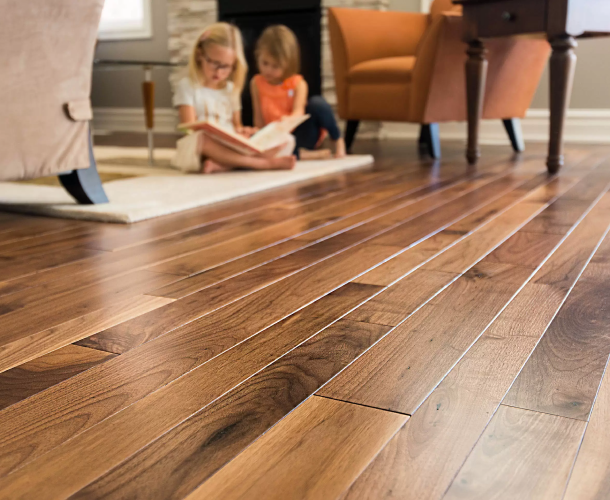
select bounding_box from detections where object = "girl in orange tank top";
[251,25,346,159]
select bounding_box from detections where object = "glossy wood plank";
[150,169,509,278]
[184,396,406,500]
[0,345,115,411]
[0,280,382,479]
[348,187,564,327]
[564,363,610,500]
[341,200,609,499]
[504,206,610,420]
[70,319,391,499]
[0,270,178,349]
[321,180,605,415]
[321,262,534,413]
[0,287,384,497]
[354,173,552,286]
[82,163,407,252]
[0,294,173,373]
[78,174,515,354]
[0,246,105,283]
[443,406,585,500]
[146,173,460,294]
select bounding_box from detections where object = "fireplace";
[218,0,322,126]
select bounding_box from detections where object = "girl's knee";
[307,95,331,114]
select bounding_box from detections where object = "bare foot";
[268,155,296,170]
[333,138,346,158]
[202,159,231,174]
[299,148,332,160]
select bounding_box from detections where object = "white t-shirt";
[173,77,241,132]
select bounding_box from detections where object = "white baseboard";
[92,107,610,145]
[92,107,179,135]
[379,109,610,145]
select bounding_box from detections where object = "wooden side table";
[93,60,181,165]
[455,0,610,173]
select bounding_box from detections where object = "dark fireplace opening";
[219,0,322,126]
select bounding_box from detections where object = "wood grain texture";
[70,319,391,500]
[320,261,534,414]
[2,142,610,499]
[354,173,552,287]
[324,180,605,415]
[0,294,173,373]
[0,270,178,353]
[341,282,570,500]
[0,281,381,481]
[184,396,407,500]
[77,174,513,355]
[564,364,610,500]
[443,405,585,500]
[504,218,610,420]
[0,345,115,411]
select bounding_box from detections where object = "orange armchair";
[328,0,551,157]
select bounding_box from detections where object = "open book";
[178,114,310,156]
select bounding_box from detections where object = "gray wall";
[93,0,610,111]
[91,0,173,108]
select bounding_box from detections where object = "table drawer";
[463,0,547,38]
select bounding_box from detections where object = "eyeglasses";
[203,55,233,72]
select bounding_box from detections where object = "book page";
[250,115,310,151]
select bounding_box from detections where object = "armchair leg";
[344,120,360,153]
[419,123,441,159]
[58,130,108,204]
[503,118,525,153]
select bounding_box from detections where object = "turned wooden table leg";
[547,35,577,174]
[465,39,488,165]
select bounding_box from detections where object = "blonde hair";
[255,25,300,80]
[188,22,248,94]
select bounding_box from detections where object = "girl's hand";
[235,126,257,138]
[242,126,257,138]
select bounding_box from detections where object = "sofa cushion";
[348,56,416,84]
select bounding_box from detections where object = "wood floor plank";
[339,184,610,500]
[82,163,408,252]
[321,261,535,414]
[442,406,585,500]
[0,294,173,373]
[182,396,407,500]
[0,279,382,479]
[149,169,510,278]
[69,319,392,500]
[0,345,115,411]
[0,169,460,298]
[319,179,607,414]
[78,173,520,354]
[354,173,553,286]
[347,184,565,326]
[0,286,384,498]
[0,270,179,349]
[146,172,461,291]
[504,210,610,420]
[564,362,610,500]
[0,246,105,283]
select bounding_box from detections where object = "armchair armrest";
[328,7,428,118]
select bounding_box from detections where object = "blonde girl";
[251,25,346,159]
[172,23,296,174]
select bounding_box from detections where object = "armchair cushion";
[348,56,416,84]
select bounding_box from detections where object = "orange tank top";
[253,74,303,125]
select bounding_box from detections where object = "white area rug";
[0,147,374,223]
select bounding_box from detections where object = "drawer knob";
[502,11,516,21]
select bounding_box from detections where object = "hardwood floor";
[1,138,610,499]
